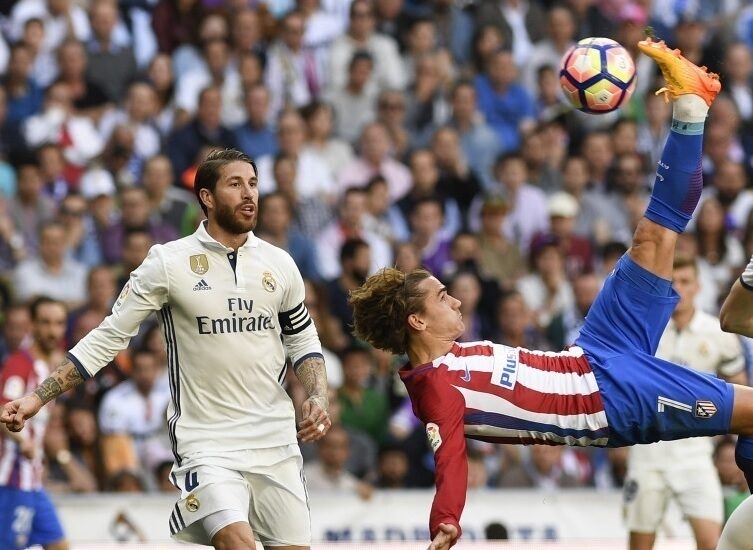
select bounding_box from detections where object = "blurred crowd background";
[1,0,753,510]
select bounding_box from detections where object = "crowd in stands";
[1,0,753,505]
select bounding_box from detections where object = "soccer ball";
[559,37,636,114]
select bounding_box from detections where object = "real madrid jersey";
[629,310,744,470]
[68,222,323,463]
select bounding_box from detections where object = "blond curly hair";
[348,267,433,355]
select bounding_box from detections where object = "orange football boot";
[637,37,721,106]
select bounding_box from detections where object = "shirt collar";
[194,220,259,251]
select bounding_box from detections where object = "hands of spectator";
[356,480,373,500]
[427,523,458,550]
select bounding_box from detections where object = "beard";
[352,268,369,286]
[215,200,257,234]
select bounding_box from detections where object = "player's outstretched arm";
[295,355,330,442]
[0,357,83,432]
[720,257,753,338]
[428,523,459,550]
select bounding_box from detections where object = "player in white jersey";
[625,255,746,550]
[1,149,332,549]
[716,252,753,550]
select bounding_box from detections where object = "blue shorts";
[0,486,65,550]
[575,254,735,448]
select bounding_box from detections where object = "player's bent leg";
[686,517,720,550]
[717,494,753,550]
[211,520,256,550]
[42,540,69,550]
[727,385,753,490]
[629,532,656,550]
[628,219,679,281]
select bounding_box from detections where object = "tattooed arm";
[0,358,83,432]
[295,355,330,442]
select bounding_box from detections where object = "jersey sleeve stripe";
[464,414,610,446]
[66,352,92,380]
[160,306,182,466]
[518,348,593,375]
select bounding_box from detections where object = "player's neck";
[407,338,454,367]
[205,219,249,251]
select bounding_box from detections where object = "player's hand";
[427,523,458,550]
[297,395,331,442]
[1,394,44,432]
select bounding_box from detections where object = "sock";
[735,436,753,492]
[644,95,709,233]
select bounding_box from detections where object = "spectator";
[324,238,369,334]
[98,81,161,163]
[374,89,411,159]
[233,84,278,160]
[21,17,56,88]
[446,80,501,190]
[85,0,138,103]
[304,425,373,498]
[432,0,474,66]
[405,52,451,146]
[315,187,392,280]
[98,349,171,486]
[338,122,412,200]
[546,271,600,350]
[100,186,178,265]
[58,192,103,267]
[146,53,177,136]
[492,290,551,350]
[498,445,590,489]
[448,270,488,342]
[431,126,482,218]
[328,0,406,94]
[142,155,199,238]
[257,109,336,202]
[409,196,452,276]
[362,175,409,243]
[337,345,390,445]
[485,522,509,540]
[151,0,203,56]
[722,42,753,123]
[115,229,154,289]
[522,5,576,92]
[375,444,409,488]
[265,11,322,120]
[165,86,238,178]
[474,49,536,153]
[301,100,355,176]
[4,42,44,126]
[44,404,98,493]
[326,51,378,144]
[541,192,594,277]
[55,38,110,118]
[474,0,546,67]
[257,191,322,282]
[8,160,56,255]
[271,153,333,237]
[705,160,753,235]
[10,0,91,53]
[12,221,87,306]
[476,195,524,290]
[637,89,672,168]
[0,303,32,365]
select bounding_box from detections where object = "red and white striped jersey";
[0,349,49,491]
[399,340,608,541]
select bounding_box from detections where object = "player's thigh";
[623,470,670,534]
[575,254,679,358]
[666,466,724,526]
[729,384,753,435]
[686,517,720,550]
[246,453,310,548]
[210,518,256,550]
[0,487,35,550]
[171,464,252,545]
[718,494,753,550]
[28,490,65,549]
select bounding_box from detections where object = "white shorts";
[169,445,311,546]
[624,466,723,533]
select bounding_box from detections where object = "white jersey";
[69,223,323,465]
[629,310,744,471]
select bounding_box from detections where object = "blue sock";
[735,436,753,491]
[644,120,705,233]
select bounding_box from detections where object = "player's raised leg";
[211,521,256,550]
[629,37,720,279]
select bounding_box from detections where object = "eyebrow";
[437,286,447,297]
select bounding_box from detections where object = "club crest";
[262,271,276,292]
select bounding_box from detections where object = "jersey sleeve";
[68,245,169,378]
[277,255,323,370]
[413,376,468,544]
[717,330,745,378]
[0,355,31,405]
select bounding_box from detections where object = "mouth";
[239,204,256,216]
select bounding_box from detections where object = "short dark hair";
[193,149,257,215]
[29,296,66,321]
[340,237,369,264]
[349,50,373,70]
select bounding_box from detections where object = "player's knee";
[212,523,256,550]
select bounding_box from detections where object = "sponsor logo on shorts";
[186,494,200,512]
[426,422,442,452]
[694,400,717,419]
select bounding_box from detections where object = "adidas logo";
[193,279,212,291]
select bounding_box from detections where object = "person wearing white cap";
[546,191,594,277]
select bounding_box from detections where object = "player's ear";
[199,188,214,211]
[407,312,425,332]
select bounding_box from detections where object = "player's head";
[349,267,464,355]
[671,254,700,314]
[194,148,259,233]
[29,296,67,355]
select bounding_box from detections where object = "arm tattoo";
[295,356,328,409]
[34,359,84,405]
